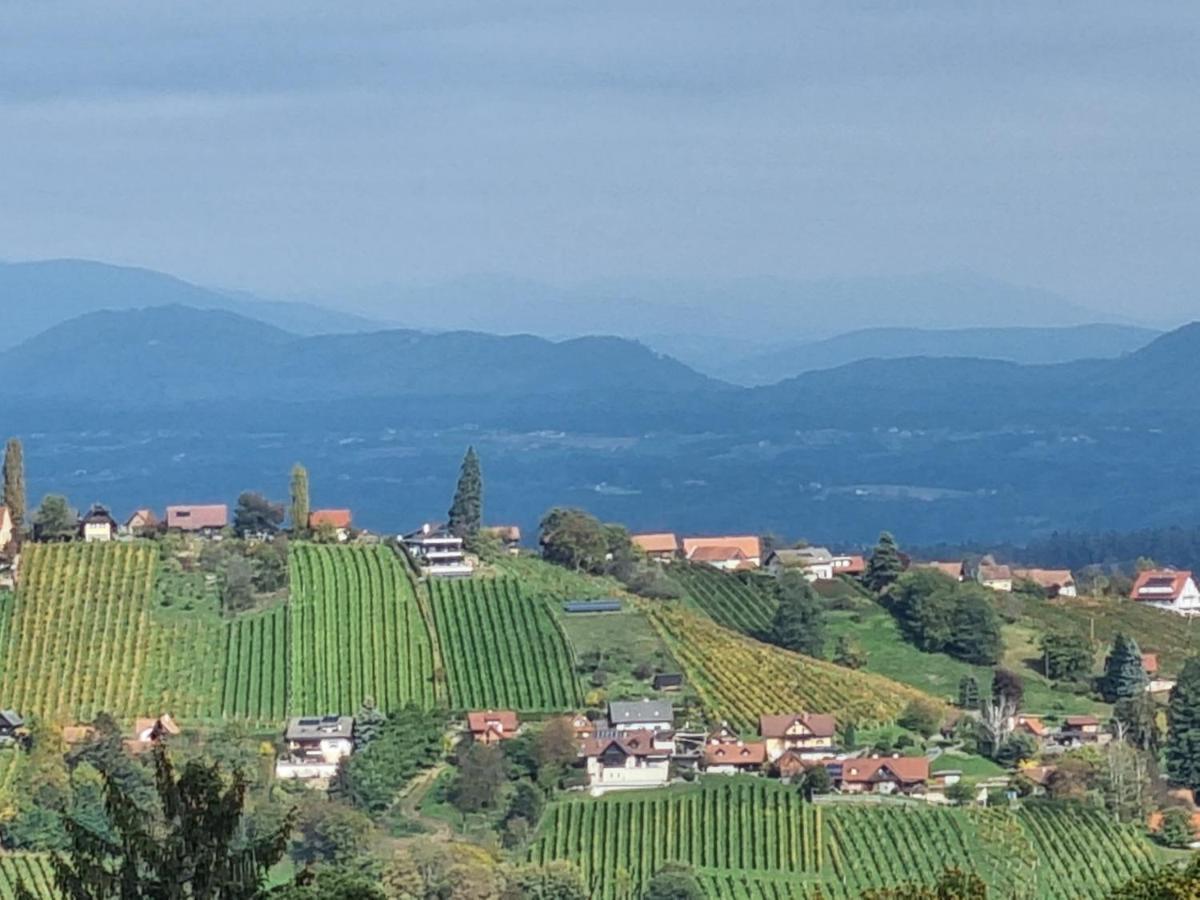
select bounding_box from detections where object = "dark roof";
[0,710,24,728]
[80,504,118,526]
[285,716,354,741]
[653,673,683,689]
[563,599,622,614]
[609,699,673,725]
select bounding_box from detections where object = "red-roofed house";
[167,504,229,535]
[688,545,750,571]
[1131,570,1200,616]
[580,729,673,794]
[837,755,930,795]
[704,740,767,775]
[466,710,520,744]
[1012,568,1077,598]
[1142,653,1159,676]
[759,713,837,761]
[632,533,680,560]
[682,536,761,568]
[916,561,964,581]
[125,508,159,536]
[831,554,866,576]
[309,509,352,542]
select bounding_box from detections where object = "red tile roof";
[840,755,929,785]
[1142,653,1159,675]
[1012,568,1075,589]
[467,710,519,737]
[683,535,762,562]
[1065,715,1099,727]
[835,555,866,575]
[1015,714,1047,737]
[689,545,748,563]
[759,713,837,740]
[917,561,963,580]
[580,729,667,759]
[309,509,352,529]
[704,741,767,767]
[632,533,679,555]
[166,504,228,531]
[1131,569,1195,602]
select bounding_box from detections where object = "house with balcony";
[275,716,355,783]
[759,713,837,762]
[401,523,473,577]
[580,729,673,795]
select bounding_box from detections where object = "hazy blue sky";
[2,2,1199,320]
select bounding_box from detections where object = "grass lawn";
[824,603,1099,716]
[931,750,1007,782]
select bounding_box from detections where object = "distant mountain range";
[0,259,381,349]
[687,324,1160,386]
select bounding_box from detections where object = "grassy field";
[645,602,945,729]
[529,780,1161,899]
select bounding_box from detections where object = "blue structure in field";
[562,598,622,614]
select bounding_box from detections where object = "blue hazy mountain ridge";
[701,323,1161,386]
[0,258,382,348]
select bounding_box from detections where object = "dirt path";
[397,763,453,841]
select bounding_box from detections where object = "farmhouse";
[1060,715,1104,745]
[632,532,680,560]
[759,713,837,761]
[682,535,761,569]
[0,506,12,549]
[466,709,520,744]
[401,523,473,577]
[1130,569,1200,616]
[125,508,159,536]
[79,504,118,543]
[580,729,673,795]
[608,699,673,733]
[1011,567,1077,598]
[915,561,964,581]
[167,504,229,536]
[836,755,930,795]
[1013,714,1049,742]
[308,509,352,542]
[975,562,1013,592]
[703,740,767,775]
[276,716,355,782]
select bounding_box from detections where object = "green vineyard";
[529,780,1162,899]
[0,543,157,722]
[671,564,778,638]
[428,577,582,711]
[289,544,437,715]
[0,855,59,899]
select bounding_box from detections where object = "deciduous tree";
[451,743,507,813]
[233,491,284,537]
[32,494,75,542]
[768,572,826,658]
[644,864,705,900]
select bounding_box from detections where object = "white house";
[1131,570,1200,616]
[79,505,118,543]
[608,699,673,733]
[401,523,473,577]
[275,716,355,783]
[581,729,673,795]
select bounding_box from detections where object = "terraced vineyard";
[0,542,157,722]
[645,602,940,728]
[289,544,437,714]
[530,781,1162,899]
[528,781,821,898]
[0,855,59,899]
[428,577,581,710]
[670,564,777,637]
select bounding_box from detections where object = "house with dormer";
[580,729,673,795]
[759,713,837,762]
[1130,570,1200,616]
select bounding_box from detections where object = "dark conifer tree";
[1100,633,1147,703]
[447,446,483,544]
[864,531,903,593]
[1167,656,1200,795]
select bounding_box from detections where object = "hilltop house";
[1130,570,1200,616]
[466,710,520,744]
[608,699,674,733]
[275,716,355,782]
[835,755,930,795]
[916,561,964,581]
[632,533,680,561]
[1012,567,1077,598]
[401,523,473,577]
[125,508,159,536]
[976,563,1013,592]
[703,739,767,775]
[766,547,833,578]
[308,509,352,542]
[79,504,118,543]
[0,506,12,550]
[580,729,673,795]
[682,536,762,569]
[759,713,837,761]
[166,504,229,536]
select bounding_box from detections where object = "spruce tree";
[289,463,310,535]
[447,446,483,543]
[864,531,903,593]
[1167,656,1200,795]
[1100,633,1147,703]
[353,697,386,753]
[769,572,826,658]
[2,438,25,532]
[957,675,980,709]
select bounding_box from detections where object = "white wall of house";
[586,756,670,795]
[83,522,113,543]
[1152,578,1200,615]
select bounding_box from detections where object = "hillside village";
[1,436,1200,897]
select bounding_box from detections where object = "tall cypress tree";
[289,463,310,535]
[1100,633,1147,703]
[447,447,482,543]
[2,438,25,532]
[1167,656,1200,795]
[864,531,903,593]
